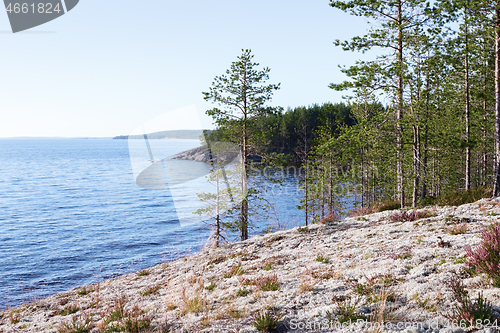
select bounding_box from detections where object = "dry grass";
[58,312,93,333]
[447,223,468,235]
[298,277,316,293]
[224,263,245,278]
[227,305,244,319]
[181,289,207,315]
[368,288,408,332]
[139,284,161,297]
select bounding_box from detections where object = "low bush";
[240,275,280,291]
[319,213,340,224]
[136,269,150,277]
[297,226,309,233]
[390,209,436,223]
[390,251,412,260]
[103,304,153,333]
[420,186,491,207]
[60,304,79,316]
[316,254,330,263]
[348,206,377,217]
[466,223,500,286]
[378,201,401,212]
[441,278,495,327]
[78,286,93,296]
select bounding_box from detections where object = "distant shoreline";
[113,129,206,141]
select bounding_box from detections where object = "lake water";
[0,138,305,308]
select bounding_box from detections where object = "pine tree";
[203,49,280,240]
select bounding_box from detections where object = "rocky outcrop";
[172,146,242,164]
[172,146,214,163]
[2,199,500,332]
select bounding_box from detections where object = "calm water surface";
[0,138,304,307]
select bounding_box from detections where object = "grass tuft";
[224,263,245,278]
[136,269,150,277]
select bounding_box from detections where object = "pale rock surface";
[2,199,500,332]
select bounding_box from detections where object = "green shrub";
[204,281,216,291]
[78,286,93,296]
[237,288,250,297]
[327,295,365,324]
[252,310,282,332]
[378,201,401,212]
[420,186,491,207]
[316,254,330,263]
[442,278,495,327]
[297,226,309,233]
[466,223,500,286]
[136,269,150,277]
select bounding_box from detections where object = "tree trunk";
[483,55,489,186]
[304,124,309,226]
[422,80,430,199]
[493,4,500,197]
[412,125,420,207]
[397,0,405,208]
[240,122,249,240]
[465,10,471,191]
[329,154,334,215]
[215,167,220,247]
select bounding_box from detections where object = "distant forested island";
[113,129,205,140]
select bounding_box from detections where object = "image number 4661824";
[3,0,79,33]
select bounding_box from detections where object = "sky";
[0,0,374,138]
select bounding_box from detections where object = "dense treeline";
[205,103,356,160]
[203,0,500,238]
[308,0,500,215]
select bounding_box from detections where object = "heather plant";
[256,275,280,292]
[441,278,495,327]
[319,213,340,224]
[348,206,376,217]
[465,223,500,287]
[240,275,280,291]
[390,210,419,222]
[181,290,206,314]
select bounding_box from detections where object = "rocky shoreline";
[172,146,215,163]
[2,199,500,332]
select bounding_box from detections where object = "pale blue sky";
[0,0,373,138]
